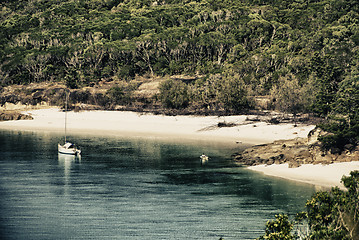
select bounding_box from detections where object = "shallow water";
[0,130,316,239]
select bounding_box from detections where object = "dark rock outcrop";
[0,111,33,121]
[233,128,359,167]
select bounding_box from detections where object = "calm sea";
[0,130,316,240]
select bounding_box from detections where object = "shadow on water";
[161,165,314,211]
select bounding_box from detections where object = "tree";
[23,52,51,82]
[106,82,137,105]
[270,74,314,117]
[310,54,345,117]
[159,79,190,109]
[218,74,251,112]
[258,171,359,240]
[333,77,359,125]
[258,214,295,240]
[318,76,359,151]
[306,171,359,239]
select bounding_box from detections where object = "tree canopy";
[1,0,359,148]
[1,0,358,88]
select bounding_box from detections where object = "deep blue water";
[0,130,316,239]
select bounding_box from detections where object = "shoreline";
[1,108,358,189]
[0,108,314,145]
[248,162,359,189]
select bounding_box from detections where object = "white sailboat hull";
[58,143,81,155]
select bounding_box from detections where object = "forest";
[1,0,359,148]
[1,1,359,238]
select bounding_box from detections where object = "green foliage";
[159,79,189,109]
[318,76,359,151]
[106,82,138,105]
[65,70,80,89]
[259,171,359,240]
[1,0,359,150]
[270,74,314,115]
[1,0,358,89]
[191,74,220,110]
[310,54,345,117]
[258,214,295,240]
[218,75,251,112]
[334,77,359,120]
[306,171,359,239]
[318,116,359,152]
[107,86,126,104]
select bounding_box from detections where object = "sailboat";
[58,90,81,156]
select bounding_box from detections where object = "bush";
[107,86,126,104]
[218,75,251,112]
[270,74,314,115]
[306,171,359,239]
[159,79,190,109]
[258,171,359,240]
[258,214,295,240]
[106,82,139,106]
[319,115,359,152]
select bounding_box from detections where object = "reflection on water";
[58,154,81,195]
[0,130,316,240]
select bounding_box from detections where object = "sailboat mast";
[65,90,68,143]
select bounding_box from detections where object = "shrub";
[258,214,295,240]
[258,171,359,240]
[159,79,190,109]
[218,75,251,112]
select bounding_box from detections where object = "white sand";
[3,108,358,188]
[0,108,314,145]
[249,162,359,189]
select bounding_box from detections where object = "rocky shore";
[233,128,359,167]
[0,111,33,121]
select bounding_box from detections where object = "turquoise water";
[0,130,316,239]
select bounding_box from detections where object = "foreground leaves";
[258,171,359,240]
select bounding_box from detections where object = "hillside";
[1,0,359,150]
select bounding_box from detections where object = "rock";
[268,118,280,124]
[32,90,44,99]
[344,144,355,151]
[233,128,359,167]
[0,94,19,105]
[0,111,33,121]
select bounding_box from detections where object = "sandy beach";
[249,162,359,189]
[1,108,358,189]
[0,108,314,144]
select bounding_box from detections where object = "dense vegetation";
[1,1,359,237]
[259,171,359,240]
[1,0,359,149]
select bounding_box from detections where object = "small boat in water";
[58,90,81,156]
[200,154,209,164]
[58,142,81,156]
